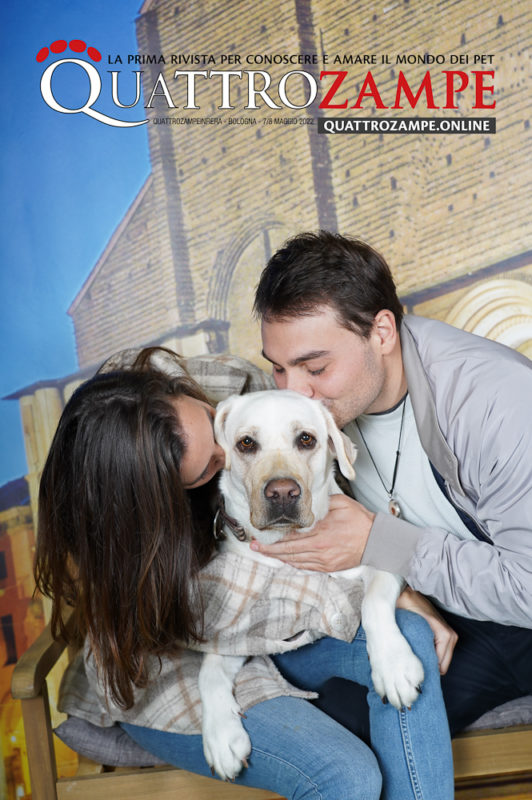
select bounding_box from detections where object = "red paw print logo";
[37,39,101,63]
[37,38,147,128]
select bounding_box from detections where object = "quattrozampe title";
[39,53,497,127]
[124,68,496,110]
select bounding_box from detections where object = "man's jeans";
[440,610,532,734]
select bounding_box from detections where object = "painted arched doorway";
[445,278,532,360]
[207,219,292,362]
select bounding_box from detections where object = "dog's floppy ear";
[214,394,241,470]
[319,403,357,480]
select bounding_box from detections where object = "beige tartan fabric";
[58,350,363,736]
[97,348,274,402]
[59,550,364,735]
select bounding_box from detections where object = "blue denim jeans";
[122,610,453,800]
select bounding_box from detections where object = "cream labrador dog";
[199,389,424,780]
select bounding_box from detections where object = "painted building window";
[1,614,17,665]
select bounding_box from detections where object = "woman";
[35,347,454,800]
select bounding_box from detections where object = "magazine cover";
[1,0,531,796]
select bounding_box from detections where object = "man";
[251,230,532,734]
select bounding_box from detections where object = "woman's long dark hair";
[35,350,216,709]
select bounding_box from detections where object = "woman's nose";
[213,443,226,471]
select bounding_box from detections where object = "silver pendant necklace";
[355,395,407,518]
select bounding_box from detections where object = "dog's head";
[214,390,356,542]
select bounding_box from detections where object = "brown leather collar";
[213,496,248,542]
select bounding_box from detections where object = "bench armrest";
[11,606,76,700]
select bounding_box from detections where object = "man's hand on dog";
[250,494,375,571]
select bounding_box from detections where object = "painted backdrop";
[1,1,531,796]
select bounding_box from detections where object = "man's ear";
[319,403,356,480]
[373,309,398,355]
[214,394,240,470]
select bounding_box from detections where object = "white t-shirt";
[344,395,474,540]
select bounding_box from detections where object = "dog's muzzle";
[262,477,301,525]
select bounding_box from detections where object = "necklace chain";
[355,395,407,518]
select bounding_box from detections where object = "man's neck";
[367,345,407,414]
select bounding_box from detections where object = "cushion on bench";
[54,717,166,767]
[55,695,532,768]
[464,695,532,731]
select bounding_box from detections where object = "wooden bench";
[11,612,532,800]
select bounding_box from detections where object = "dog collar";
[213,497,248,542]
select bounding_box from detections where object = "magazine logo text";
[37,41,497,129]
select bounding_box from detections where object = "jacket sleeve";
[362,385,532,628]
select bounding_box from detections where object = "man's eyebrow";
[261,349,330,367]
[184,406,215,488]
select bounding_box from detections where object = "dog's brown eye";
[237,436,256,452]
[297,432,316,449]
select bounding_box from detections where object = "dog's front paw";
[368,636,425,710]
[202,702,252,781]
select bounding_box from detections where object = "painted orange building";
[0,480,44,800]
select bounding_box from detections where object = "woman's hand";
[250,495,375,572]
[397,587,458,674]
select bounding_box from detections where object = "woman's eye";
[308,366,325,376]
[298,432,316,449]
[237,436,256,452]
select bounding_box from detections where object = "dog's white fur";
[199,390,424,779]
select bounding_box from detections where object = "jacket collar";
[400,317,465,496]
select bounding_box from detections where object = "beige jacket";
[58,352,364,736]
[59,550,363,735]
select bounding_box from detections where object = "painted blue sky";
[0,1,151,485]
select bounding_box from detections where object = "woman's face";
[174,395,226,489]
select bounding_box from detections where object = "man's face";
[261,304,387,428]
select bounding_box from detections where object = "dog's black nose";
[264,478,301,502]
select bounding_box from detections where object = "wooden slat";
[453,726,532,780]
[56,767,283,800]
[455,775,532,799]
[21,685,58,800]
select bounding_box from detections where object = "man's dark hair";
[254,231,404,337]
